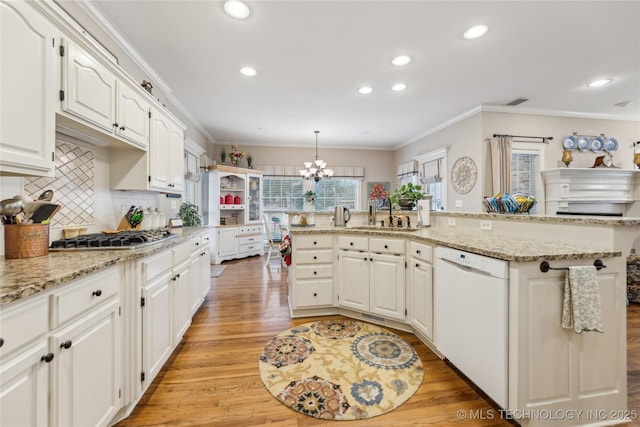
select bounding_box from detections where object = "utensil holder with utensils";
[4,223,50,259]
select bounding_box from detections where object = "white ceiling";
[85,0,639,150]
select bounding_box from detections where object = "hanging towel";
[561,266,604,333]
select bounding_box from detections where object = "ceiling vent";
[505,97,529,106]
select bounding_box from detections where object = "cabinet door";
[370,253,405,321]
[0,0,56,177]
[0,340,49,427]
[337,251,369,311]
[51,299,121,427]
[141,271,173,384]
[217,228,238,257]
[199,235,212,299]
[62,39,117,133]
[149,109,172,190]
[169,124,184,191]
[189,254,203,316]
[247,174,262,223]
[117,84,149,149]
[172,262,191,345]
[409,260,433,340]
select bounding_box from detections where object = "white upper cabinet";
[149,107,183,192]
[116,84,150,149]
[62,38,118,134]
[0,0,57,177]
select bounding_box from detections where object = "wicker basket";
[4,224,50,259]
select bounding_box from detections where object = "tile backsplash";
[25,141,95,227]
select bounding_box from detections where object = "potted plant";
[304,190,316,204]
[177,202,201,226]
[220,148,226,165]
[390,183,424,210]
[247,153,253,169]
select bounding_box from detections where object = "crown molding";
[480,104,640,122]
[74,1,216,143]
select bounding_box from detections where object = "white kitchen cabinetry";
[0,0,57,177]
[116,84,150,149]
[149,108,184,192]
[289,234,334,310]
[0,266,122,427]
[189,231,212,315]
[337,236,406,321]
[408,241,434,342]
[172,242,192,344]
[207,165,264,264]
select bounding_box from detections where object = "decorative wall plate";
[451,156,477,194]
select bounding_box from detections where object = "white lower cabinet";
[172,243,192,344]
[408,241,434,341]
[141,269,173,384]
[0,266,122,427]
[190,232,212,315]
[290,234,334,309]
[51,299,121,427]
[212,225,263,264]
[337,236,406,321]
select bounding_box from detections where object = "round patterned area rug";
[259,319,424,420]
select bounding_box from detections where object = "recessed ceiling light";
[391,83,407,92]
[587,79,612,88]
[240,67,257,76]
[224,0,250,19]
[391,55,411,66]
[257,127,268,132]
[463,24,488,39]
[358,86,373,95]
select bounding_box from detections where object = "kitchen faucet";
[384,198,393,227]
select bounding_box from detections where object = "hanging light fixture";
[299,130,333,182]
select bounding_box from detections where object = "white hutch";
[206,165,264,264]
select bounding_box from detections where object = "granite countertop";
[0,227,211,306]
[288,226,622,263]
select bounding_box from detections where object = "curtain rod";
[493,134,553,143]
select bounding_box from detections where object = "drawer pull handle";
[60,340,73,349]
[416,250,421,254]
[384,245,388,249]
[119,126,126,131]
[350,242,354,246]
[41,353,54,363]
[415,263,420,268]
[92,289,102,297]
[313,241,317,245]
[364,257,368,261]
[201,252,206,256]
[313,271,317,275]
[313,256,317,260]
[313,293,317,297]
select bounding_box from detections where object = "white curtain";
[490,136,512,194]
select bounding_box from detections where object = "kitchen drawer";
[370,238,405,254]
[296,249,333,264]
[337,235,368,251]
[410,241,433,263]
[295,264,333,279]
[295,234,333,249]
[239,234,261,245]
[295,280,333,308]
[142,250,173,282]
[238,225,262,235]
[239,242,261,254]
[51,266,120,328]
[173,241,192,265]
[0,295,48,357]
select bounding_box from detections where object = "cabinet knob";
[313,293,317,297]
[0,337,3,348]
[415,263,420,268]
[313,241,317,245]
[364,257,368,261]
[350,242,354,246]
[416,250,421,254]
[60,340,73,349]
[112,122,119,128]
[119,126,126,131]
[313,271,317,275]
[384,244,388,249]
[200,252,206,256]
[313,256,317,260]
[92,289,102,297]
[41,353,54,363]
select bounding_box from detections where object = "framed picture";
[367,181,390,208]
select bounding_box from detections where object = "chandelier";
[300,130,333,182]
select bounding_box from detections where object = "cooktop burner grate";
[50,230,177,250]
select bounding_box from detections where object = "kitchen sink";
[349,226,420,232]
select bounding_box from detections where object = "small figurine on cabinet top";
[141,80,153,94]
[229,145,244,166]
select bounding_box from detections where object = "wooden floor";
[116,255,640,427]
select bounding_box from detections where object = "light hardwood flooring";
[116,256,640,427]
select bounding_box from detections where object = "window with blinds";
[313,179,359,211]
[511,149,541,214]
[263,178,304,211]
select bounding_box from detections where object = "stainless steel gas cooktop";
[50,230,177,251]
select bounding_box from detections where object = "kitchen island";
[287,221,630,426]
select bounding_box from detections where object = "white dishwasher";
[434,246,509,408]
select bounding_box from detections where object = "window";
[263,178,304,211]
[312,179,360,211]
[415,148,447,211]
[511,143,544,214]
